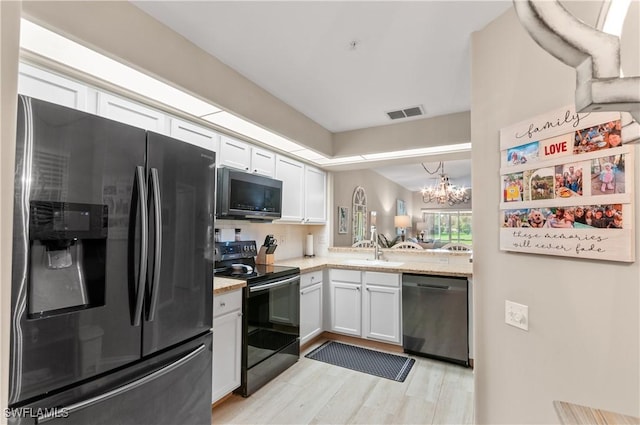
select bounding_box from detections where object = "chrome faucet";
[371,225,382,260]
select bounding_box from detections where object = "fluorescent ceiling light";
[315,155,366,165]
[602,0,631,37]
[361,143,471,160]
[19,19,220,117]
[202,111,305,152]
[290,149,328,161]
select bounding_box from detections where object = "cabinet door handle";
[220,302,226,307]
[237,312,242,317]
[356,287,360,291]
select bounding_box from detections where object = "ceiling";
[132,1,513,190]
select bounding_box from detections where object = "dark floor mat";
[305,341,415,382]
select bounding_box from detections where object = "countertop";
[213,253,472,293]
[272,256,472,277]
[213,277,246,294]
[554,400,640,425]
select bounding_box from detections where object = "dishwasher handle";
[404,281,450,290]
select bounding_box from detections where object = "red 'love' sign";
[544,141,567,156]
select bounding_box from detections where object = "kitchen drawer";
[214,289,242,318]
[300,270,323,289]
[330,269,361,284]
[364,272,400,288]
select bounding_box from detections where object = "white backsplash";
[214,220,330,261]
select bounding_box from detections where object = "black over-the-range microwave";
[216,167,283,221]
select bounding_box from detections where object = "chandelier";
[420,162,470,205]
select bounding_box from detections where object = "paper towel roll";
[305,234,314,257]
[220,228,235,242]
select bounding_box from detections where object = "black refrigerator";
[8,95,215,424]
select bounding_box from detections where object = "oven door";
[241,274,300,396]
[246,275,300,369]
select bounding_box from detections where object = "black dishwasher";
[402,274,469,366]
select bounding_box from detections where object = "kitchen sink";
[341,259,404,267]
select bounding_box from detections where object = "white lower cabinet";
[329,269,401,344]
[212,289,242,403]
[363,284,400,343]
[300,280,323,345]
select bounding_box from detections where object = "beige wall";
[0,2,21,423]
[472,2,640,423]
[332,169,413,246]
[333,111,470,157]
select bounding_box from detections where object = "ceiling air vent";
[386,105,424,120]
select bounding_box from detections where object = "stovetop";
[214,264,300,283]
[214,240,299,285]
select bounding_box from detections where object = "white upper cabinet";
[304,166,327,223]
[276,155,327,224]
[170,118,220,153]
[219,136,251,171]
[219,136,276,177]
[18,63,87,110]
[250,147,276,177]
[97,92,167,133]
[275,155,305,222]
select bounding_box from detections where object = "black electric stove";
[214,240,300,284]
[214,240,300,397]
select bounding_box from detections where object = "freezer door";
[7,333,212,425]
[10,96,146,404]
[143,132,215,355]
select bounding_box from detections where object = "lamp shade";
[394,215,411,228]
[416,221,428,231]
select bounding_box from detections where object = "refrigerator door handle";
[147,167,162,322]
[133,165,148,326]
[37,343,207,423]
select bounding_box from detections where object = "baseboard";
[315,331,404,354]
[211,390,237,409]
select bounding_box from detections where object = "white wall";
[215,221,329,260]
[472,2,640,423]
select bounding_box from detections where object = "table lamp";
[394,215,411,241]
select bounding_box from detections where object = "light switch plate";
[505,300,529,331]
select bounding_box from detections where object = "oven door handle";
[249,275,299,293]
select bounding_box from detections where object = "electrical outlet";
[505,300,529,331]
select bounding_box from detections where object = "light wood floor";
[212,337,474,425]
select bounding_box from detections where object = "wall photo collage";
[499,105,635,262]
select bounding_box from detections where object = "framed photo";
[396,199,406,215]
[338,206,348,234]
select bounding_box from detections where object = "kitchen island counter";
[273,255,472,278]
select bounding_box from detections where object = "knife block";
[256,246,274,265]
